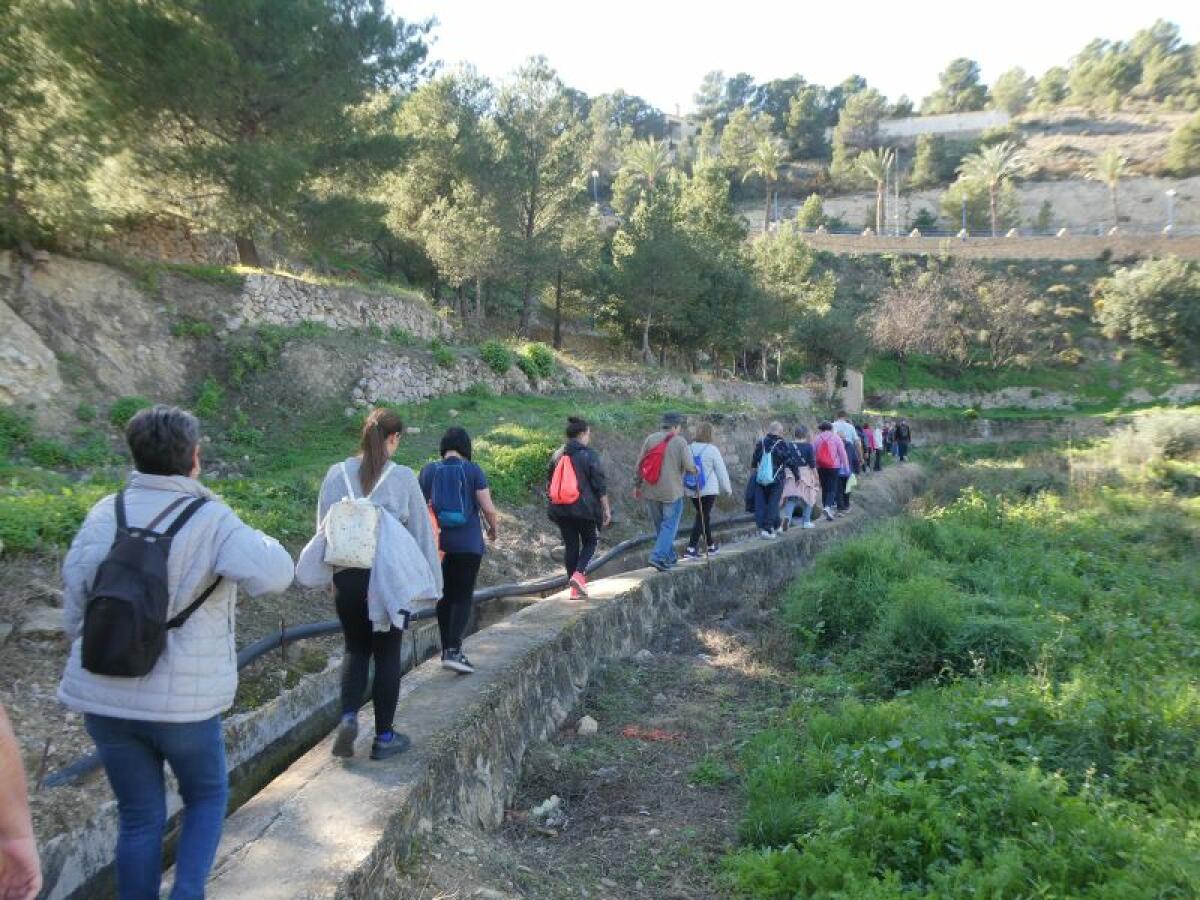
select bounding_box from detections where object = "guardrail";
[41,510,757,789]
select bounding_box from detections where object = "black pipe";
[41,510,756,789]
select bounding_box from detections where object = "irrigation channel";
[42,510,759,790]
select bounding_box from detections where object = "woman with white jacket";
[683,422,733,558]
[58,406,294,900]
[317,408,442,762]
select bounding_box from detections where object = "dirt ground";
[392,611,790,900]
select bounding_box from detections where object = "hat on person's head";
[661,411,685,428]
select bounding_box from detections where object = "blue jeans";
[85,714,228,900]
[646,498,684,566]
[782,496,813,524]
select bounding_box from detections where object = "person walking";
[547,417,611,599]
[872,421,884,471]
[813,421,850,521]
[751,421,801,539]
[317,408,442,762]
[58,405,294,900]
[894,419,912,462]
[683,421,732,559]
[634,412,697,572]
[780,425,819,530]
[420,427,500,675]
[1,704,41,900]
[832,412,861,512]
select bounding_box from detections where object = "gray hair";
[767,420,784,435]
[125,405,201,476]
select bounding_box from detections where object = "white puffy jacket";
[57,473,295,723]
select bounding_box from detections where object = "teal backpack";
[755,439,777,486]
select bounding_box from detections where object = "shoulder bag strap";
[161,497,210,540]
[143,496,190,534]
[114,490,128,533]
[340,462,357,500]
[166,576,224,630]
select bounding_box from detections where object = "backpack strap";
[340,462,357,500]
[141,496,190,534]
[165,576,224,630]
[114,491,129,533]
[365,462,395,500]
[161,496,210,539]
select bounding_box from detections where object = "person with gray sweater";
[58,405,293,900]
[317,408,442,762]
[634,412,697,572]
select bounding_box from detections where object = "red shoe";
[569,584,582,600]
[570,571,589,597]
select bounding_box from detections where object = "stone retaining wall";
[197,466,925,899]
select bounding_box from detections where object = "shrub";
[794,193,826,229]
[857,578,964,691]
[519,343,555,380]
[109,396,152,428]
[0,483,112,551]
[429,338,455,369]
[387,326,415,346]
[194,379,224,419]
[1093,257,1200,360]
[479,341,514,375]
[169,318,215,339]
[0,407,34,461]
[74,402,96,423]
[1165,111,1200,176]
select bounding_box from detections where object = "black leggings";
[439,552,481,652]
[557,517,599,577]
[334,569,403,736]
[688,495,716,548]
[818,467,840,510]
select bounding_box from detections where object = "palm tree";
[857,147,895,234]
[742,138,786,232]
[623,138,672,196]
[958,141,1023,236]
[1089,148,1127,230]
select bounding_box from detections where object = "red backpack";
[815,436,838,469]
[638,436,674,485]
[549,453,581,505]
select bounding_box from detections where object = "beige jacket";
[635,430,697,503]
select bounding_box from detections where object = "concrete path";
[193,466,926,899]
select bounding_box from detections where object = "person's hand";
[486,524,498,542]
[632,486,642,501]
[602,509,613,529]
[0,834,42,900]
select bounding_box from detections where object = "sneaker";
[369,731,411,761]
[683,547,700,560]
[569,584,582,600]
[706,544,719,555]
[802,521,816,529]
[331,715,358,758]
[442,648,476,674]
[649,558,670,572]
[822,506,834,521]
[570,571,589,597]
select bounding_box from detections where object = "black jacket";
[546,440,607,523]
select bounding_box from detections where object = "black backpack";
[81,492,222,678]
[896,423,911,442]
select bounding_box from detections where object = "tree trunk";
[519,272,534,336]
[474,276,485,320]
[775,348,782,381]
[760,344,768,382]
[641,312,653,364]
[0,128,21,241]
[875,183,884,233]
[988,186,998,237]
[764,184,771,232]
[457,283,466,320]
[235,234,261,268]
[1110,185,1119,230]
[552,265,563,350]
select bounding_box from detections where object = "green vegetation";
[1094,257,1200,361]
[725,422,1200,897]
[480,341,514,375]
[108,396,153,428]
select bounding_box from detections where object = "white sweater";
[58,474,294,723]
[687,442,733,498]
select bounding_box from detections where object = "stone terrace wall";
[798,232,1200,260]
[225,273,450,340]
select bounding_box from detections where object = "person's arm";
[751,440,762,469]
[0,704,41,900]
[713,448,733,495]
[402,468,443,591]
[679,437,697,475]
[588,451,612,527]
[212,507,294,597]
[476,488,499,541]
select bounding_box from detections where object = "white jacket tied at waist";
[58,473,295,723]
[296,458,443,631]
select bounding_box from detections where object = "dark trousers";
[818,467,840,509]
[754,478,785,531]
[557,517,599,577]
[897,441,910,461]
[334,568,403,736]
[439,551,481,652]
[687,494,716,549]
[874,449,882,471]
[837,475,851,510]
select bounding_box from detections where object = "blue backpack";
[683,446,708,492]
[430,461,470,528]
[756,439,777,486]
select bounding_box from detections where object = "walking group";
[0,403,911,900]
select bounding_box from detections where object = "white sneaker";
[760,529,773,540]
[802,521,815,529]
[822,506,834,521]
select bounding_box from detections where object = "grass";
[724,420,1200,898]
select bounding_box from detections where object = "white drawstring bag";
[323,462,395,569]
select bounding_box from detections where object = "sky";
[391,1,1199,113]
